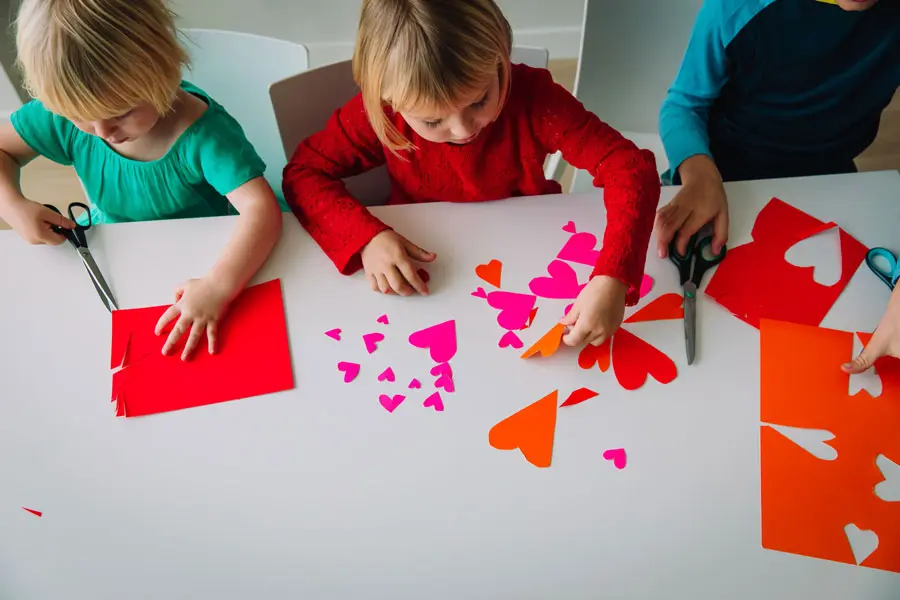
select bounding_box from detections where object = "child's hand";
[842,286,900,374]
[360,230,436,296]
[155,278,235,360]
[560,275,627,347]
[3,196,76,245]
[654,155,728,259]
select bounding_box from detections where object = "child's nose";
[94,121,116,139]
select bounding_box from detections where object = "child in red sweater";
[283,0,660,348]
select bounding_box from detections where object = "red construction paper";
[624,293,684,324]
[611,328,677,390]
[110,279,294,418]
[22,507,42,517]
[705,198,867,329]
[560,387,599,408]
[489,390,558,468]
[578,338,610,372]
[760,319,900,573]
[475,259,503,288]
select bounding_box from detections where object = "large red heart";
[611,328,677,390]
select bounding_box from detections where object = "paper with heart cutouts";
[760,319,900,573]
[489,390,558,468]
[706,198,868,329]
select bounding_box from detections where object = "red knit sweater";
[283,63,660,305]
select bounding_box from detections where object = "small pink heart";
[471,287,488,299]
[639,274,654,299]
[562,221,577,234]
[337,361,360,383]
[557,232,600,266]
[603,448,627,470]
[499,331,524,349]
[529,260,586,299]
[377,314,389,325]
[408,320,457,363]
[377,367,395,382]
[379,394,406,413]
[325,328,342,341]
[363,332,385,354]
[430,363,455,393]
[408,378,422,389]
[423,392,444,412]
[487,291,537,330]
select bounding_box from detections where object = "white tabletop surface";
[1,170,899,599]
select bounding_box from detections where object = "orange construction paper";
[624,293,684,324]
[577,338,610,372]
[489,390,558,468]
[560,387,599,408]
[706,198,867,329]
[760,319,900,573]
[521,323,566,359]
[475,259,503,288]
[611,328,677,390]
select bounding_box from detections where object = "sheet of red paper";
[110,279,294,417]
[760,319,900,573]
[705,198,867,329]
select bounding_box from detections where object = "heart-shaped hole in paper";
[765,424,838,461]
[844,523,879,565]
[849,333,883,397]
[875,454,900,502]
[784,226,842,287]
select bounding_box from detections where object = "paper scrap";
[560,387,599,408]
[22,508,42,517]
[624,293,684,324]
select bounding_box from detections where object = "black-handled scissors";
[44,202,118,312]
[669,233,726,365]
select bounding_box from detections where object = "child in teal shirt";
[0,0,282,360]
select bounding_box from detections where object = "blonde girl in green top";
[0,0,282,360]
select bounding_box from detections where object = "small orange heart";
[475,259,503,288]
[521,323,566,359]
[578,338,610,372]
[489,390,558,468]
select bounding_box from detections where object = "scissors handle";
[42,202,90,246]
[669,234,727,286]
[866,247,900,290]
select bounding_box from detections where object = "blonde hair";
[15,0,189,122]
[352,0,513,154]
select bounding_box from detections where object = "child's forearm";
[0,151,27,219]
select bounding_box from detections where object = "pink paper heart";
[557,232,600,266]
[471,287,488,299]
[529,260,587,299]
[377,314,389,325]
[603,448,627,470]
[423,391,444,412]
[487,291,537,330]
[379,394,405,413]
[408,320,457,363]
[363,332,384,354]
[377,367,395,382]
[325,328,341,341]
[430,363,455,393]
[499,331,524,349]
[337,361,360,383]
[564,303,574,315]
[408,378,422,389]
[639,274,654,299]
[562,221,577,234]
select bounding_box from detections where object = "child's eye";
[471,93,489,109]
[424,119,442,128]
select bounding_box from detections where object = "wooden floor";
[1,58,897,231]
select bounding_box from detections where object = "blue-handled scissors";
[866,247,900,291]
[44,202,118,312]
[669,234,727,365]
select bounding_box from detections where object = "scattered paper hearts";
[408,378,422,389]
[22,507,42,518]
[489,390,558,468]
[521,323,566,359]
[377,314,389,325]
[431,362,455,393]
[562,221,577,234]
[379,394,406,413]
[557,232,600,266]
[603,448,627,470]
[337,362,361,383]
[487,291,537,330]
[471,287,488,299]
[324,328,341,341]
[560,387,598,408]
[529,260,586,299]
[409,320,457,363]
[499,331,524,349]
[475,259,503,288]
[423,392,445,412]
[363,332,385,354]
[377,367,396,383]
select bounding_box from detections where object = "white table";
[1,171,899,599]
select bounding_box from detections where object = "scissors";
[865,247,900,291]
[669,233,727,365]
[44,202,119,312]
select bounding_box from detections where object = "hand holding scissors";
[2,197,76,245]
[844,247,900,374]
[669,233,726,365]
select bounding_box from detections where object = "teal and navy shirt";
[11,81,266,224]
[660,0,900,183]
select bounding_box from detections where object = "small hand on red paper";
[361,230,435,296]
[156,277,235,360]
[560,275,626,347]
[843,285,900,374]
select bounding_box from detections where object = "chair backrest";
[270,45,551,207]
[181,29,309,210]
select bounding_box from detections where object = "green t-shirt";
[10,81,266,225]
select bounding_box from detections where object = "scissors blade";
[77,248,119,312]
[683,282,697,365]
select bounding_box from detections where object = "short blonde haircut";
[15,0,189,122]
[352,0,513,154]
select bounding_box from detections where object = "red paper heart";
[611,328,677,390]
[475,259,503,288]
[577,338,610,372]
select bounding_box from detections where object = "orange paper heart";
[624,293,685,324]
[577,338,610,372]
[475,259,503,288]
[489,390,558,468]
[521,323,566,359]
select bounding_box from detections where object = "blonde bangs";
[353,0,513,155]
[15,0,188,122]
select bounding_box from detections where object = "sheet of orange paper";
[759,319,900,574]
[521,323,566,359]
[489,390,558,468]
[624,293,684,324]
